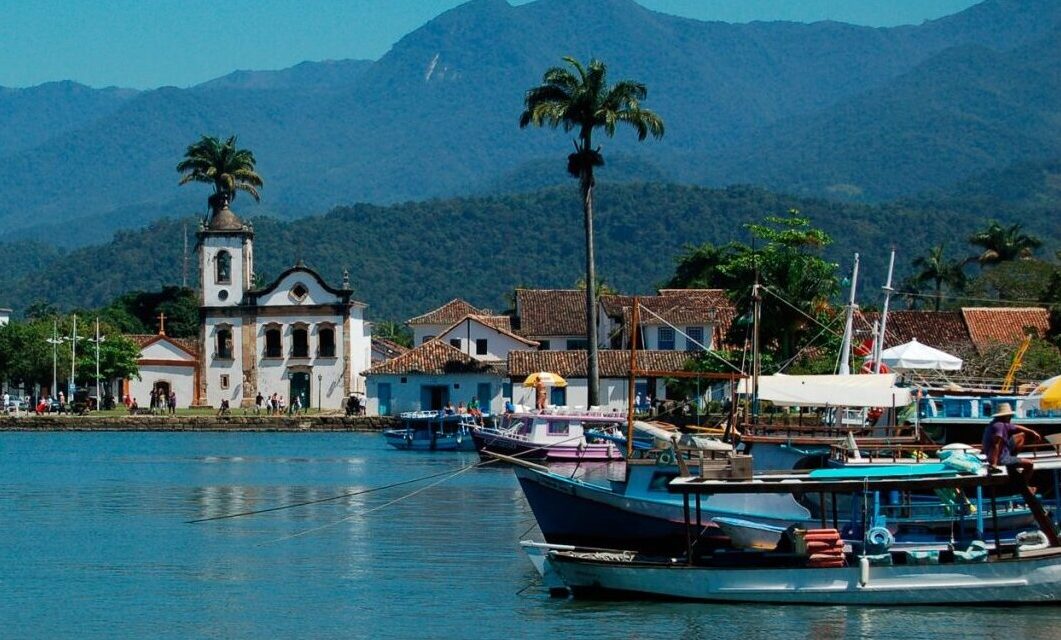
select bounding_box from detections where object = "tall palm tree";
[520,56,664,406]
[968,221,1041,266]
[912,244,968,311]
[177,135,263,211]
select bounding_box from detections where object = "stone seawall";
[0,415,400,432]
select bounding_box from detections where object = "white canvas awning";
[879,339,963,371]
[738,374,912,408]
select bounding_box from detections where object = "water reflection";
[2,432,1061,640]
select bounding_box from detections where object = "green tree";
[667,210,839,361]
[968,221,1041,266]
[520,56,664,406]
[177,135,263,211]
[77,332,140,387]
[912,244,968,311]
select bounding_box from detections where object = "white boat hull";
[549,550,1061,605]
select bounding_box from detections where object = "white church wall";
[128,365,196,409]
[255,273,342,307]
[203,316,244,408]
[201,235,249,308]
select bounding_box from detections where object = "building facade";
[197,203,371,409]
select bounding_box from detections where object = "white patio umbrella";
[878,339,963,371]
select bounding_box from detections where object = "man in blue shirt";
[982,402,1041,486]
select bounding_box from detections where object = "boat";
[383,411,478,451]
[471,408,624,461]
[542,469,1061,604]
[918,391,1061,444]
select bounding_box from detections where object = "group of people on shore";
[123,388,176,415]
[253,391,306,416]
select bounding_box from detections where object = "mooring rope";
[188,431,590,525]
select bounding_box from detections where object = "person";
[535,379,547,411]
[58,390,66,414]
[457,401,466,414]
[168,391,177,415]
[443,401,455,416]
[289,394,300,415]
[128,398,138,414]
[270,393,278,415]
[278,395,286,415]
[982,402,1042,487]
[635,392,643,413]
[468,396,481,416]
[504,399,516,414]
[123,394,131,408]
[217,399,230,417]
[255,392,264,415]
[346,394,357,416]
[352,394,363,416]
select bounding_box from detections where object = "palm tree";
[520,56,664,405]
[177,135,263,212]
[912,244,968,311]
[968,221,1041,266]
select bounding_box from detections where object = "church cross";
[157,312,167,336]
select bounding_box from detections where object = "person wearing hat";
[981,402,1042,484]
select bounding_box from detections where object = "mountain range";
[1,0,1059,246]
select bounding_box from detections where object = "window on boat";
[475,338,488,355]
[658,327,675,350]
[649,472,678,491]
[685,326,704,351]
[547,421,569,435]
[318,326,336,358]
[264,326,282,358]
[943,399,972,418]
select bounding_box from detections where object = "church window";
[292,326,309,358]
[265,327,282,358]
[290,283,308,302]
[216,251,232,284]
[319,327,336,358]
[220,374,230,389]
[215,328,232,359]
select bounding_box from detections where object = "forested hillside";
[4,183,1056,322]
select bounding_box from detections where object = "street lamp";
[317,373,322,413]
[87,317,106,408]
[45,319,62,402]
[63,314,82,404]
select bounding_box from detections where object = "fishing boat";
[543,469,1061,604]
[471,408,624,461]
[383,411,478,451]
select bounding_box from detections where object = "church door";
[289,372,311,409]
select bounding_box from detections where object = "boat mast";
[838,253,860,375]
[626,297,640,458]
[873,249,896,374]
[751,282,761,424]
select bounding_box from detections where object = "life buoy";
[861,360,890,374]
[867,527,894,549]
[657,450,676,466]
[867,407,884,422]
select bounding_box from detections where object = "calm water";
[2,432,1059,639]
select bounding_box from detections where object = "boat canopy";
[879,339,963,371]
[738,374,912,408]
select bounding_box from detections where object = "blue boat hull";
[383,429,476,451]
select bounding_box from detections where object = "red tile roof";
[961,307,1050,352]
[406,299,488,326]
[365,340,504,376]
[858,311,971,352]
[601,289,739,349]
[515,289,587,337]
[371,337,409,362]
[437,314,539,347]
[128,334,199,357]
[507,350,697,378]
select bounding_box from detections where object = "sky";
[1,0,981,89]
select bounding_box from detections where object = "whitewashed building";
[364,340,506,416]
[196,203,371,410]
[125,333,199,408]
[507,350,690,412]
[406,299,489,345]
[0,308,10,327]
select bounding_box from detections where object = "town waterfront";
[3,432,1061,639]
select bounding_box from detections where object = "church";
[127,199,371,410]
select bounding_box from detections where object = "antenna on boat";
[751,280,761,425]
[626,296,640,458]
[873,249,896,374]
[838,253,860,375]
